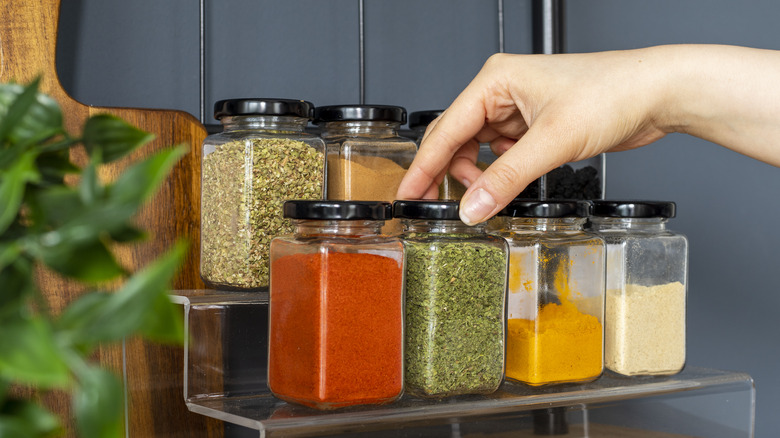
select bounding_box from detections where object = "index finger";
[396,94,489,199]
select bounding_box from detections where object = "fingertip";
[459,188,498,225]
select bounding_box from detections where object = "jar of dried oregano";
[497,200,605,386]
[200,98,325,291]
[590,200,687,377]
[315,105,417,204]
[393,200,507,398]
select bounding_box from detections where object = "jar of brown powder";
[315,105,417,205]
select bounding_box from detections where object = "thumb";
[458,121,576,225]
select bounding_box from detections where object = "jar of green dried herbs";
[200,98,325,291]
[392,200,508,398]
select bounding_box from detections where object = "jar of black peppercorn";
[393,200,507,398]
[200,98,325,291]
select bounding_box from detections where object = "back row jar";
[316,105,417,203]
[200,98,325,291]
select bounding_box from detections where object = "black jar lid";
[591,200,676,218]
[392,200,462,221]
[283,200,392,220]
[408,110,443,129]
[498,200,592,218]
[314,105,407,124]
[213,98,315,120]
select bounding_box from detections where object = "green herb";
[0,78,185,438]
[200,137,323,290]
[403,234,507,397]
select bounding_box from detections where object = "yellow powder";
[506,256,603,385]
[506,300,602,385]
[327,155,407,202]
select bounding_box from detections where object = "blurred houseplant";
[0,79,187,437]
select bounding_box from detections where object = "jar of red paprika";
[268,200,404,409]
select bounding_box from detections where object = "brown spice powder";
[327,155,407,202]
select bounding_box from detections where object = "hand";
[396,44,780,224]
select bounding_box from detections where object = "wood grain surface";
[0,1,224,437]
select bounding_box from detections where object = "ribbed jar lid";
[314,105,407,124]
[283,200,391,220]
[392,200,461,220]
[591,200,676,218]
[498,200,592,218]
[213,98,314,120]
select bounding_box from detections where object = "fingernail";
[460,188,496,225]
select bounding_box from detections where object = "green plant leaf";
[0,316,70,388]
[138,292,184,344]
[40,239,126,283]
[107,144,187,206]
[82,114,154,163]
[56,241,186,346]
[0,259,35,320]
[0,149,41,234]
[72,367,123,438]
[35,148,79,186]
[0,81,63,146]
[78,160,103,206]
[0,399,62,438]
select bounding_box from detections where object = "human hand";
[396,47,676,224]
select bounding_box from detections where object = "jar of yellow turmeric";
[497,200,605,386]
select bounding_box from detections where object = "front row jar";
[268,201,404,409]
[393,200,507,398]
[497,200,605,386]
[590,200,687,377]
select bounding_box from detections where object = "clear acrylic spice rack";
[172,290,755,438]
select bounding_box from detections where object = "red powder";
[269,251,403,409]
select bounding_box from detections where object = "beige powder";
[605,282,686,376]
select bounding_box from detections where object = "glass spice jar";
[393,200,507,398]
[590,200,687,377]
[408,109,442,147]
[200,98,325,291]
[408,109,499,201]
[315,105,417,203]
[268,200,404,410]
[497,200,605,386]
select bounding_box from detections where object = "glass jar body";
[401,220,508,398]
[500,218,605,386]
[322,121,417,203]
[439,143,496,201]
[200,116,325,291]
[268,220,404,409]
[590,217,688,376]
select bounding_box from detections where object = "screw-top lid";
[283,200,391,220]
[408,110,443,129]
[392,200,463,220]
[314,105,407,124]
[498,200,592,218]
[213,98,314,120]
[591,200,676,218]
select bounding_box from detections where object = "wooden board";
[0,1,223,437]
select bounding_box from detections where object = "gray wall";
[56,1,779,436]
